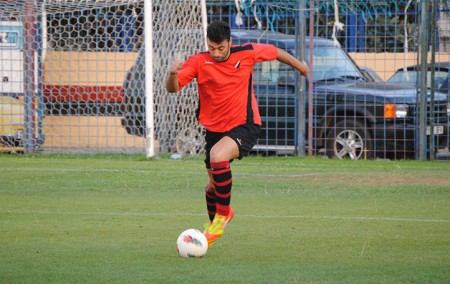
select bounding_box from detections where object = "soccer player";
[166,21,308,247]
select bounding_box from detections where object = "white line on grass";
[1,167,329,178]
[3,210,449,223]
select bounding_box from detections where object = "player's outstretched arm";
[165,61,184,93]
[276,48,309,77]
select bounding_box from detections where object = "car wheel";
[326,119,374,160]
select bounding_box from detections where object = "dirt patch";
[306,172,450,188]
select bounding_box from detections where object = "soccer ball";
[176,229,208,258]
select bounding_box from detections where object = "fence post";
[418,0,429,160]
[296,0,306,157]
[429,0,436,160]
[24,1,36,153]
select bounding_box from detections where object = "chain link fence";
[0,0,449,159]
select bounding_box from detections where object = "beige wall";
[42,51,141,149]
[43,51,450,86]
[349,52,450,81]
[43,116,146,149]
[44,51,138,86]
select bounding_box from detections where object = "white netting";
[151,2,206,155]
[0,0,205,155]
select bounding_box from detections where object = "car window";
[388,71,417,86]
[433,71,448,90]
[304,46,362,82]
[254,61,296,86]
[388,70,449,90]
[258,61,280,84]
[254,45,362,85]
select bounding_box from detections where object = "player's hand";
[169,60,184,75]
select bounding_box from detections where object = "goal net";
[0,0,206,156]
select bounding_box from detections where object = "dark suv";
[122,29,450,159]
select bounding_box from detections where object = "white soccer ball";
[176,229,208,258]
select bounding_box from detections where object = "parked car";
[122,29,450,159]
[0,96,24,152]
[387,62,450,95]
[0,96,44,153]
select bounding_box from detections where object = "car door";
[253,60,297,150]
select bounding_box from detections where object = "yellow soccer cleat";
[204,207,234,247]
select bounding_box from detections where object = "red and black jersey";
[177,42,278,132]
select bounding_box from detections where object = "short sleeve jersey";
[177,42,278,132]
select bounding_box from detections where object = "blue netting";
[214,0,448,26]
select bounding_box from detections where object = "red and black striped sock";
[205,186,216,223]
[210,161,232,216]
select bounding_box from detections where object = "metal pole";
[307,0,315,157]
[429,0,436,160]
[201,0,208,50]
[144,0,155,157]
[296,0,306,156]
[24,1,35,153]
[418,0,429,160]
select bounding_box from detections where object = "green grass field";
[1,154,449,283]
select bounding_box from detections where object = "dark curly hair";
[207,21,231,43]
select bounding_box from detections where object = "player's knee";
[209,147,227,163]
[209,142,238,162]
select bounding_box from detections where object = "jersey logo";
[205,60,214,65]
[235,60,241,69]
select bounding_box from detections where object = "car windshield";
[306,46,363,82]
[388,70,449,90]
[253,44,364,85]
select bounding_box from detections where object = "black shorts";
[204,123,261,168]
